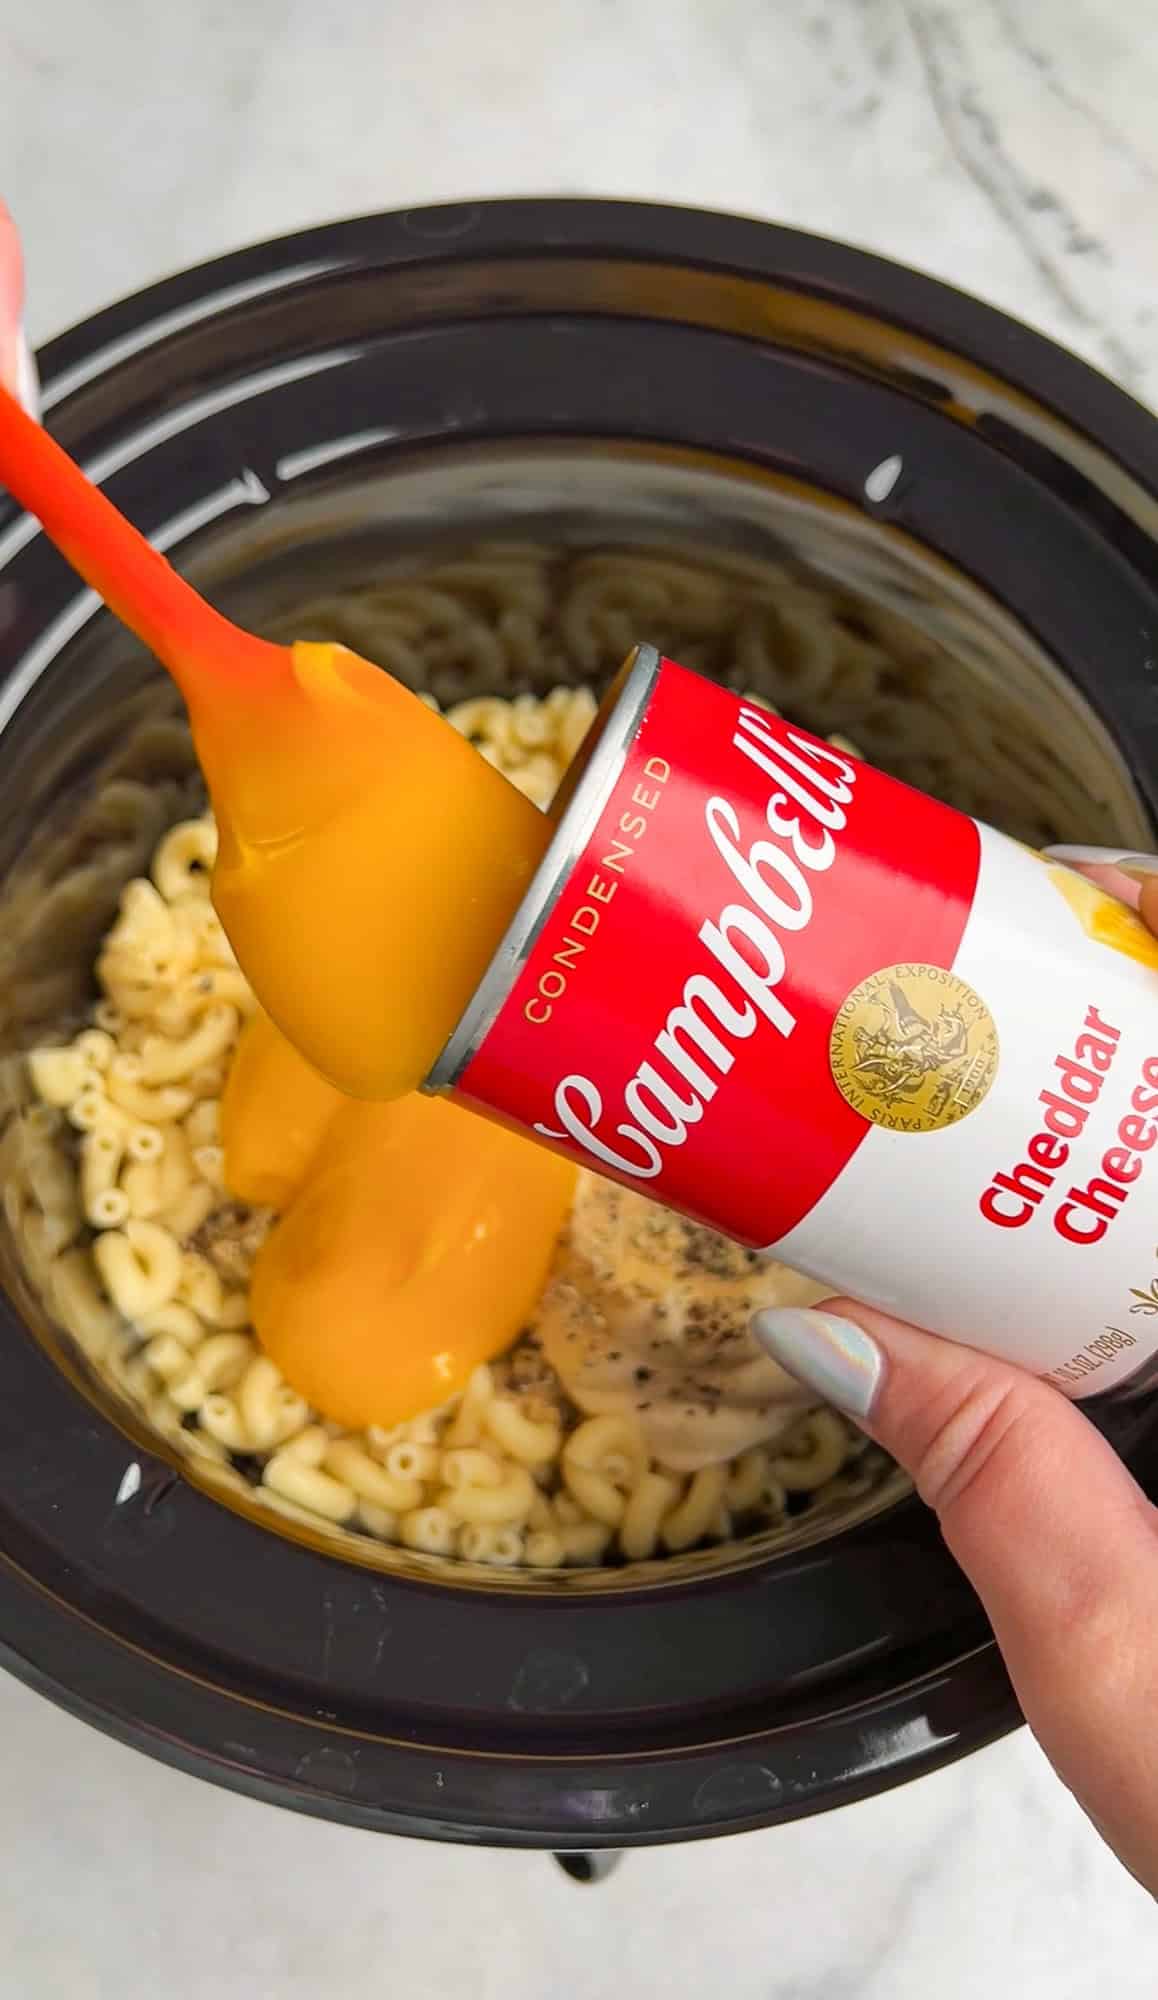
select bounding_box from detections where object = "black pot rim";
[6,197,1158,1846]
[38,196,1158,491]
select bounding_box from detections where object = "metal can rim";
[425,642,662,1091]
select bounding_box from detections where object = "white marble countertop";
[4,0,1158,1993]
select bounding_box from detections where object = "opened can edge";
[425,642,661,1091]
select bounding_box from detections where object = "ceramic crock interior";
[0,436,1147,1595]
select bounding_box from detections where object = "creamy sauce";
[531,1176,826,1470]
[199,643,551,1098]
[223,1010,575,1428]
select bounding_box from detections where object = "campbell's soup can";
[427,645,1158,1399]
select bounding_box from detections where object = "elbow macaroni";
[661,1465,728,1554]
[93,1218,183,1319]
[441,1463,536,1526]
[24,692,868,1570]
[770,1409,849,1492]
[483,1395,560,1466]
[151,818,217,902]
[620,1472,683,1562]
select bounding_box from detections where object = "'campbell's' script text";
[535,707,857,1179]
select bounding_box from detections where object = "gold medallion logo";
[830,962,998,1134]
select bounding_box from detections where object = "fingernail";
[1044,845,1158,882]
[751,1307,882,1418]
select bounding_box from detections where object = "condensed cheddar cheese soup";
[17,545,915,1570]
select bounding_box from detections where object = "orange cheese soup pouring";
[222,1012,574,1428]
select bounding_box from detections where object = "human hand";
[753,853,1158,1895]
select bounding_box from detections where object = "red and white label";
[454,658,1158,1398]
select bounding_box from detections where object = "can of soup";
[428,644,1158,1398]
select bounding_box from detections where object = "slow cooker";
[2,198,1158,1851]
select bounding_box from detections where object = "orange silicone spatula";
[0,378,551,1099]
[0,376,286,697]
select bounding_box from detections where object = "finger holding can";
[1045,844,1158,916]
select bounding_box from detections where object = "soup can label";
[433,649,1158,1399]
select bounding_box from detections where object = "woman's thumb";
[751,1301,1158,1761]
